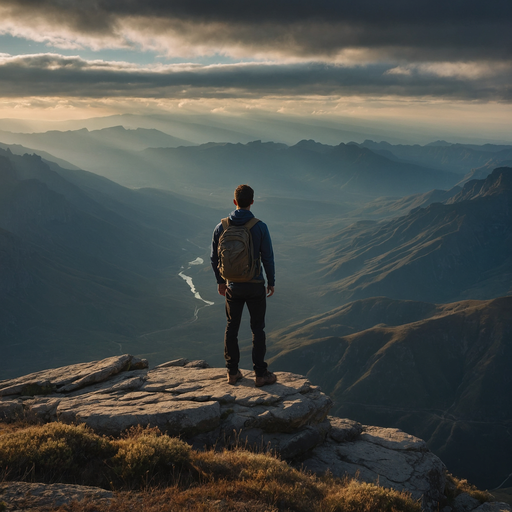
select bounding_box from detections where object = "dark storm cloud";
[1,54,511,101]
[1,0,511,61]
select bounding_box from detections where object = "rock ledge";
[1,354,447,510]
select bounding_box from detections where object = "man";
[211,184,277,387]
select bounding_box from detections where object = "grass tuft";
[112,426,191,485]
[445,472,494,504]
[323,479,421,512]
[0,422,113,483]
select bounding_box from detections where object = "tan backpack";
[217,217,260,282]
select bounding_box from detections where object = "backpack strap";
[221,217,259,231]
[244,218,260,230]
[221,217,230,231]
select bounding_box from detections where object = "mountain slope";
[269,295,512,489]
[319,167,512,303]
[0,126,195,187]
[0,149,219,379]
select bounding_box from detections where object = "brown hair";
[234,184,254,208]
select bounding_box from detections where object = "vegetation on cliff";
[0,421,423,512]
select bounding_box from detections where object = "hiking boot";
[227,370,243,385]
[255,371,277,387]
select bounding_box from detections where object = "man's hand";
[267,286,275,297]
[218,283,227,296]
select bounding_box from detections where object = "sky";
[0,0,511,141]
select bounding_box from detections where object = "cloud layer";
[1,0,511,60]
[0,0,511,104]
[0,54,510,102]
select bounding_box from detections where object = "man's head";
[234,184,254,209]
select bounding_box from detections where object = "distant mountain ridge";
[0,126,195,187]
[319,167,512,303]
[0,128,460,198]
[143,139,458,199]
[0,125,194,152]
[353,140,512,175]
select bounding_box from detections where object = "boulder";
[453,493,483,512]
[302,424,446,511]
[0,355,148,396]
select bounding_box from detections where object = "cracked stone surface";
[302,423,446,511]
[0,354,447,511]
[0,481,113,511]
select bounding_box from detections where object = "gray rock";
[302,425,446,512]
[0,379,53,397]
[58,354,134,393]
[57,392,222,437]
[154,358,189,368]
[0,354,139,395]
[130,357,149,370]
[474,503,512,512]
[0,481,112,509]
[0,399,23,420]
[362,425,428,451]
[453,492,482,512]
[185,360,211,368]
[328,416,362,442]
[23,397,61,422]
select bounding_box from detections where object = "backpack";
[217,217,260,282]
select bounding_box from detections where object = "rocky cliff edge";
[0,354,473,511]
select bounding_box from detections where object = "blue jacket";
[211,209,275,287]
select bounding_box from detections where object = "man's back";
[210,184,276,387]
[211,207,275,288]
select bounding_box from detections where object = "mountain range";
[0,147,224,378]
[0,128,460,200]
[353,140,512,175]
[269,295,512,490]
[318,167,512,304]
[143,139,459,200]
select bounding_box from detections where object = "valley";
[0,124,511,493]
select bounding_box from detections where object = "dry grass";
[0,421,422,512]
[444,472,494,504]
[0,422,114,484]
[112,425,191,486]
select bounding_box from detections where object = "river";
[178,257,215,308]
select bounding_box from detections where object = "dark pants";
[224,283,268,377]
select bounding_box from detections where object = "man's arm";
[259,222,275,291]
[211,224,226,291]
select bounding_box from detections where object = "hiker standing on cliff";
[211,184,277,387]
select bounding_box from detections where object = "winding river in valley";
[138,256,214,341]
[178,257,215,316]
